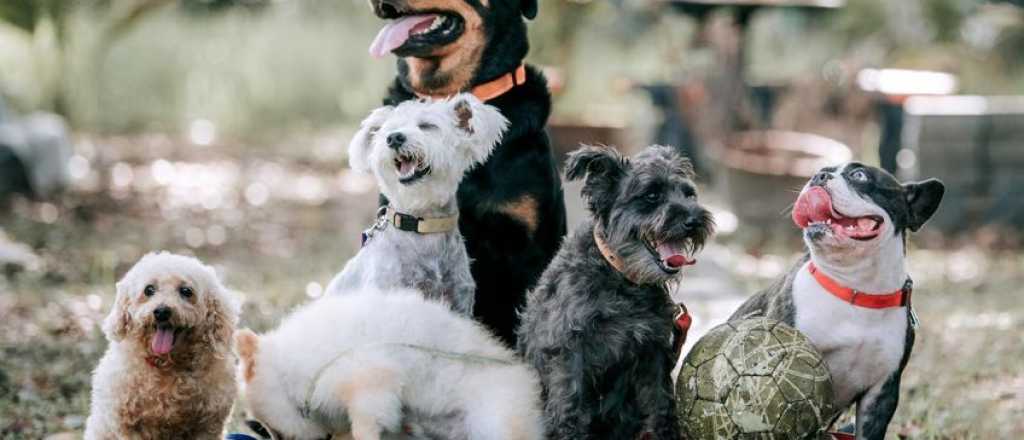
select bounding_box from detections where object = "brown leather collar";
[415,65,527,102]
[594,224,641,285]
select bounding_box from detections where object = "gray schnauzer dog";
[325,94,509,316]
[517,145,714,440]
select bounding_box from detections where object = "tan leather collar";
[385,207,458,234]
[594,224,640,285]
[415,65,527,102]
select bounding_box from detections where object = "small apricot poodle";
[84,252,239,440]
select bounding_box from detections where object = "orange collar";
[808,262,911,309]
[415,65,527,102]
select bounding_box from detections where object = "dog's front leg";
[338,369,403,440]
[854,371,902,440]
[639,352,682,440]
[543,349,598,439]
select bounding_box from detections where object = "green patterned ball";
[677,317,835,439]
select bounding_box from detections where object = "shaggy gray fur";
[325,199,475,316]
[517,145,714,440]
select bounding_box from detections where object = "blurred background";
[1,0,1022,438]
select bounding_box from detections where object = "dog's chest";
[117,365,233,436]
[791,267,907,407]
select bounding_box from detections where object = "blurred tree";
[0,0,267,118]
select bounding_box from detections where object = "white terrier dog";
[325,95,508,315]
[85,252,239,440]
[235,291,544,440]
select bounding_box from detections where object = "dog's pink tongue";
[656,243,695,268]
[150,328,174,355]
[369,15,436,58]
[792,186,833,228]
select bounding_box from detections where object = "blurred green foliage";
[0,0,1021,138]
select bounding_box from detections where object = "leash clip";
[361,206,390,246]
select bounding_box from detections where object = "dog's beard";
[604,213,711,285]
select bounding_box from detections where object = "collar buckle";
[392,211,421,232]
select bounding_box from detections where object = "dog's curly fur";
[84,252,240,440]
[517,145,714,440]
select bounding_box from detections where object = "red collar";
[415,65,527,102]
[672,303,692,358]
[807,262,911,309]
[145,354,173,369]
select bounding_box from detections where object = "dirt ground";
[1,136,1022,439]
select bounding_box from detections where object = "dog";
[84,252,239,440]
[730,163,945,440]
[324,94,508,316]
[235,291,544,440]
[368,0,567,344]
[517,145,714,440]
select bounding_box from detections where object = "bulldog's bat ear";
[521,0,538,19]
[904,178,945,232]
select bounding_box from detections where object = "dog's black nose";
[683,215,703,231]
[371,0,402,19]
[153,306,172,322]
[387,132,407,149]
[810,171,833,186]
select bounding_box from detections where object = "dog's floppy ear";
[234,329,260,382]
[451,95,509,165]
[198,267,240,349]
[104,280,134,341]
[903,178,945,232]
[348,106,394,172]
[520,0,538,19]
[565,145,627,216]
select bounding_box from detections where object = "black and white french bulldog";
[730,162,944,440]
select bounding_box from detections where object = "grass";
[1,135,1022,439]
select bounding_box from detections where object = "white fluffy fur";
[795,163,910,412]
[85,252,240,440]
[235,291,544,440]
[347,94,508,215]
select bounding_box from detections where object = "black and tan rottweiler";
[367,0,566,345]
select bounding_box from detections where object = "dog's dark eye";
[179,286,194,298]
[143,285,156,297]
[644,192,662,203]
[686,192,697,201]
[850,169,869,182]
[418,122,438,131]
[245,420,273,439]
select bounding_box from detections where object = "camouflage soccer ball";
[677,317,835,439]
